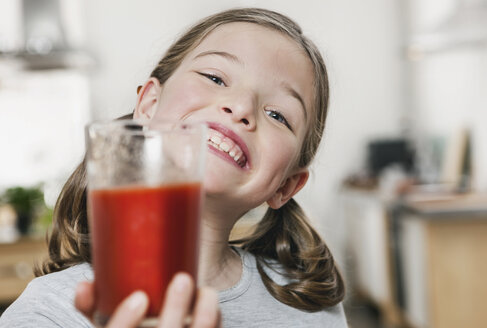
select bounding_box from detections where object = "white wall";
[0,0,91,204]
[406,0,487,191]
[0,69,90,189]
[83,0,406,266]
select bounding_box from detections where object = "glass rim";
[86,119,208,137]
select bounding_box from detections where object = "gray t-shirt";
[0,263,93,328]
[0,249,348,327]
[219,248,348,327]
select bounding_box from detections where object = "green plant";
[2,186,46,235]
[3,186,44,215]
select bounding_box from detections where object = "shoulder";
[37,262,94,292]
[18,262,93,304]
[0,263,94,328]
[219,248,348,327]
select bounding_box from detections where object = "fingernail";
[173,273,191,293]
[127,291,148,311]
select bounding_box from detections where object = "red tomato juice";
[88,182,202,317]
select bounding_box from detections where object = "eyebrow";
[282,82,307,121]
[193,50,243,65]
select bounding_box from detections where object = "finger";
[106,291,149,328]
[216,309,223,328]
[158,273,194,328]
[74,281,96,319]
[190,287,220,328]
[217,310,223,328]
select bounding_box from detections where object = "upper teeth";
[208,129,245,166]
[220,142,230,152]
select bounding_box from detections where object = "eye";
[265,109,292,131]
[199,73,226,86]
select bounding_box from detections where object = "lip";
[206,122,251,170]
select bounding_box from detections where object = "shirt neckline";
[218,246,254,303]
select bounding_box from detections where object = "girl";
[0,8,346,328]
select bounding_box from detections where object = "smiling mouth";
[207,128,248,168]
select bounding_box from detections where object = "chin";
[202,171,231,195]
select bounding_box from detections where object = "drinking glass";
[85,120,207,327]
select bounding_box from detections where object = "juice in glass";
[88,182,202,317]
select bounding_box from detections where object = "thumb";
[75,281,96,319]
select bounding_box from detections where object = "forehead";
[193,22,310,69]
[199,22,299,51]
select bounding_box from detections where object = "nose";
[220,90,257,130]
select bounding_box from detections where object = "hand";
[75,273,221,328]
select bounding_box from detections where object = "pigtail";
[34,159,91,276]
[234,199,345,311]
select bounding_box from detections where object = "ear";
[133,78,163,120]
[267,169,309,209]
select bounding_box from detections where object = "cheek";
[259,136,300,187]
[155,79,211,121]
[262,131,300,170]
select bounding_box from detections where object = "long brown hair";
[37,8,344,311]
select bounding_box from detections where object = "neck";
[197,204,243,291]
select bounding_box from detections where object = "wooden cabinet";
[343,188,487,328]
[0,238,48,303]
[399,196,487,328]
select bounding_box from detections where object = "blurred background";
[0,0,486,327]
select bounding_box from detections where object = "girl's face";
[135,22,314,215]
